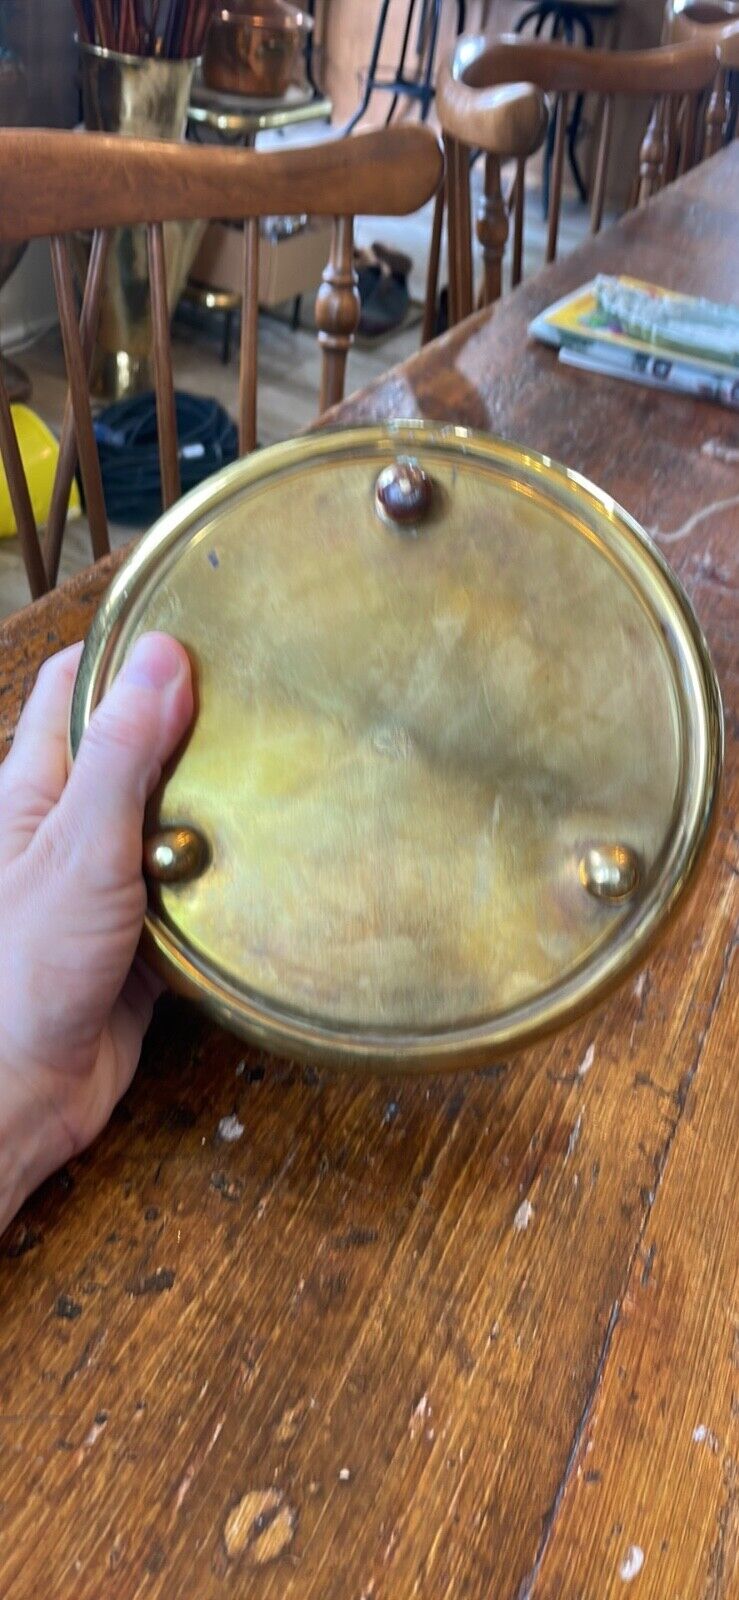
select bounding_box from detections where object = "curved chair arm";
[439,31,718,110]
[436,35,548,158]
[665,0,739,45]
[705,21,739,151]
[716,19,739,58]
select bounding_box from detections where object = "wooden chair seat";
[0,124,443,602]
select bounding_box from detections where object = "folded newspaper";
[529,275,739,408]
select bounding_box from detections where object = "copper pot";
[203,0,313,99]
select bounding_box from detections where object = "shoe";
[354,244,411,338]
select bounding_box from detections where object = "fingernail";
[121,634,184,692]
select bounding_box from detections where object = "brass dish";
[203,1,313,99]
[70,424,722,1071]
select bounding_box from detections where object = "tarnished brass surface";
[77,44,204,399]
[374,457,434,530]
[144,826,209,884]
[70,424,722,1069]
[579,843,641,902]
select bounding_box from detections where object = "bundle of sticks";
[72,0,217,59]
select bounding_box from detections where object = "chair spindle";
[45,227,109,585]
[239,218,259,455]
[422,181,446,345]
[146,220,180,510]
[0,360,47,599]
[590,94,614,234]
[316,216,361,414]
[547,92,569,263]
[50,233,109,561]
[477,153,508,307]
[511,158,525,289]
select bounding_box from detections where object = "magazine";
[528,275,739,409]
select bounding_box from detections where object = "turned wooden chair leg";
[422,179,445,346]
[704,70,729,158]
[476,152,508,307]
[638,98,666,203]
[315,216,361,415]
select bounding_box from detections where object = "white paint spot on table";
[82,1415,107,1449]
[410,1394,430,1435]
[578,1043,596,1078]
[701,438,739,464]
[218,1114,244,1142]
[566,1112,584,1160]
[692,1424,720,1452]
[174,1467,194,1513]
[619,1544,644,1582]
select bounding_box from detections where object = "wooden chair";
[427,34,720,333]
[708,23,739,144]
[663,1,739,144]
[664,0,739,42]
[0,124,443,601]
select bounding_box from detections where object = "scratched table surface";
[0,146,737,1599]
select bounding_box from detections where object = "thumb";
[51,632,194,895]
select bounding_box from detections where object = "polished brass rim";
[70,422,723,1069]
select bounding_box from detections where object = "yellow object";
[0,404,80,538]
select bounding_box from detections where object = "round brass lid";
[71,424,722,1070]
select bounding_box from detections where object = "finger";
[0,643,83,867]
[47,632,194,897]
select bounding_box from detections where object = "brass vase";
[76,43,206,400]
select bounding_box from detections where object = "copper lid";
[70,424,722,1070]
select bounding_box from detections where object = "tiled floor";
[0,178,596,620]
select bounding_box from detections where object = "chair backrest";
[664,0,739,43]
[663,0,739,142]
[433,34,720,328]
[703,21,739,145]
[0,123,443,602]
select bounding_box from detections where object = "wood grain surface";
[0,147,736,1599]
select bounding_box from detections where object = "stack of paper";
[528,276,739,410]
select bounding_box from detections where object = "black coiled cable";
[93,391,238,525]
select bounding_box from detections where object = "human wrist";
[0,1052,72,1236]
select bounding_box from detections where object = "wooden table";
[0,148,736,1599]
